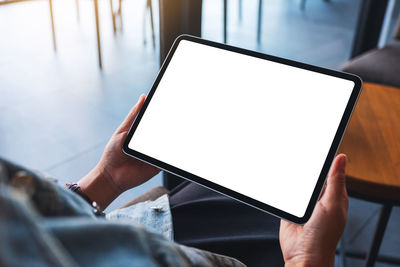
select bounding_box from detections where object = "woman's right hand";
[279,154,349,267]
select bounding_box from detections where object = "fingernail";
[338,154,347,173]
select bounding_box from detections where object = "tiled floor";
[0,0,162,211]
[0,0,399,266]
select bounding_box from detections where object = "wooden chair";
[0,0,57,51]
[109,0,155,48]
[73,0,102,68]
[74,0,156,69]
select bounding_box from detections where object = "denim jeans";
[0,158,244,267]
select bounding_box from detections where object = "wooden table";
[337,82,400,267]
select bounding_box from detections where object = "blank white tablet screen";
[128,40,354,218]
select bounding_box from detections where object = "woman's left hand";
[99,94,160,192]
[79,94,160,209]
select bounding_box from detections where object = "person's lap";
[169,180,284,267]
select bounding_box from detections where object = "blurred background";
[1,0,400,266]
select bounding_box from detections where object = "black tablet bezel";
[123,34,362,224]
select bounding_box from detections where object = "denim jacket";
[0,158,245,267]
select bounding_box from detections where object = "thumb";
[116,94,146,134]
[322,154,347,204]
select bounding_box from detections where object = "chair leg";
[223,0,227,43]
[75,0,80,23]
[257,0,262,44]
[110,0,117,34]
[148,0,155,49]
[364,205,392,267]
[118,0,123,32]
[94,0,102,69]
[48,0,56,51]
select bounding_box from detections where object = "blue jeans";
[0,158,244,267]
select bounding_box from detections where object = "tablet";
[123,35,362,224]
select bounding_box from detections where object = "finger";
[318,155,344,200]
[116,94,146,133]
[321,154,347,204]
[318,181,327,200]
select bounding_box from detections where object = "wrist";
[285,255,334,267]
[78,165,122,209]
